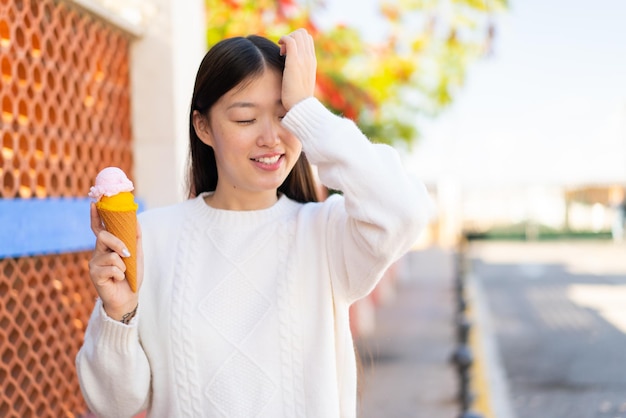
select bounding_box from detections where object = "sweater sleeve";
[75,299,151,418]
[282,97,432,303]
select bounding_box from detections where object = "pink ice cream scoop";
[88,167,134,201]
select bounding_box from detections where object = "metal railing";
[452,235,485,418]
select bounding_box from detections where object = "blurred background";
[1,0,625,417]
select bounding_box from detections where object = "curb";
[466,271,516,418]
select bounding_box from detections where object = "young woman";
[77,29,431,418]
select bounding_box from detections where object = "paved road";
[470,241,626,418]
[356,248,458,418]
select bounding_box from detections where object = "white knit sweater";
[76,98,431,418]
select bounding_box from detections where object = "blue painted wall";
[0,198,142,259]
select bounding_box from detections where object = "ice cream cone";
[96,193,138,292]
[89,168,139,293]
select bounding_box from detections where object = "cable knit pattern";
[193,194,294,417]
[201,221,278,416]
[76,97,431,418]
[171,206,204,417]
[277,213,306,417]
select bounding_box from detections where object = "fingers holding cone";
[87,166,142,321]
[97,204,138,292]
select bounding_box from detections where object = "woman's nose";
[257,119,281,147]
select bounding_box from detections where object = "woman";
[77,29,430,418]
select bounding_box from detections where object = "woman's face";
[196,69,302,208]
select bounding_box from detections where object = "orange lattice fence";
[0,253,94,416]
[0,0,134,416]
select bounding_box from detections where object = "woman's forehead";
[222,71,282,105]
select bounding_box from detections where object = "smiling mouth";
[252,155,282,164]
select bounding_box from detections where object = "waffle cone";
[97,207,138,292]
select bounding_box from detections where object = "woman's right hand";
[278,28,317,111]
[88,203,142,321]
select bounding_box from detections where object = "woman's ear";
[192,110,213,146]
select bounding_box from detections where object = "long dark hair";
[188,35,319,203]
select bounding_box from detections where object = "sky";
[317,0,626,188]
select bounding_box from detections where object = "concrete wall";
[131,0,207,209]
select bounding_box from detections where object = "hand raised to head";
[278,28,317,111]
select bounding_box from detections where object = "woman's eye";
[236,119,255,125]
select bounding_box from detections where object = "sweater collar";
[189,192,298,228]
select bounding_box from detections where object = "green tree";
[205,0,507,146]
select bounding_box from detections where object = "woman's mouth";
[251,154,284,170]
[253,155,281,164]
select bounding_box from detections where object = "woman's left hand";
[278,28,317,111]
